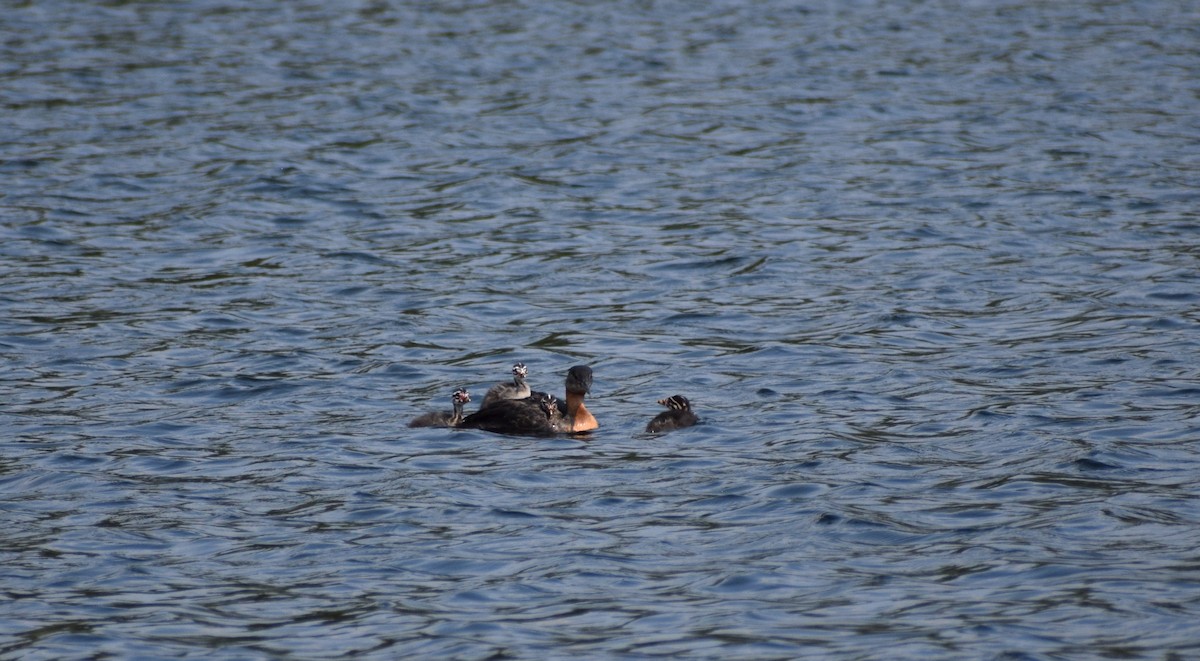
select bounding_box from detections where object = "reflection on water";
[3,0,1199,658]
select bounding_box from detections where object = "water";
[3,0,1199,658]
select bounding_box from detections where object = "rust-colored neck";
[565,392,598,432]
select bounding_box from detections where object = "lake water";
[3,0,1199,658]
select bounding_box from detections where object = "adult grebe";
[481,362,531,408]
[645,394,697,433]
[408,388,471,428]
[457,391,558,436]
[559,365,598,432]
[460,365,598,435]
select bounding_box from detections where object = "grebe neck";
[565,392,598,432]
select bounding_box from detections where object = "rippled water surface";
[4,0,1200,658]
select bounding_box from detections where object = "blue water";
[3,1,1199,658]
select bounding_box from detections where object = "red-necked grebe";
[645,394,697,433]
[408,388,471,428]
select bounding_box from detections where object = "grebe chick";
[409,388,471,428]
[460,365,599,436]
[645,394,698,433]
[481,362,531,407]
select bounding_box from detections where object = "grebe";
[559,365,598,432]
[458,391,559,436]
[460,365,598,435]
[408,388,471,428]
[481,362,531,407]
[645,394,697,433]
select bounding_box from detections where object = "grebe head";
[511,363,528,379]
[658,395,690,411]
[565,365,592,395]
[453,388,472,404]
